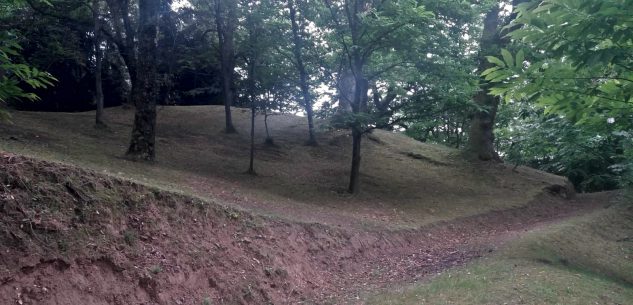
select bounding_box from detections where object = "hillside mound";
[0,153,605,304]
[0,106,572,229]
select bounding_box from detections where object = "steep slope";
[0,106,571,229]
[0,153,606,305]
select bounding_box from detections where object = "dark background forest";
[1,0,632,192]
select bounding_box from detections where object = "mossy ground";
[0,106,568,229]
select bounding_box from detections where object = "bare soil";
[0,152,610,305]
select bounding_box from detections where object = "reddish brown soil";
[0,153,609,305]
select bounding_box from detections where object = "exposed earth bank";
[0,153,609,305]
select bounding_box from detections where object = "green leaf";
[598,81,619,95]
[481,67,500,76]
[501,49,514,69]
[515,49,525,69]
[486,56,505,68]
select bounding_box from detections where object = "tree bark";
[468,3,502,162]
[93,0,105,127]
[247,60,257,175]
[264,92,273,144]
[345,0,370,194]
[348,127,362,192]
[248,98,256,174]
[336,71,355,116]
[264,109,272,143]
[126,0,160,161]
[468,0,528,161]
[103,0,138,106]
[288,0,317,145]
[215,0,237,133]
[348,56,368,193]
[347,76,369,194]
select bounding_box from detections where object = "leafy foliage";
[484,0,633,190]
[497,104,632,192]
[0,31,56,118]
[484,0,633,127]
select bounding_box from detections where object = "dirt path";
[314,191,612,304]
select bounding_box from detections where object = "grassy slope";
[0,106,568,229]
[366,193,633,305]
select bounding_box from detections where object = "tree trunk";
[347,60,368,194]
[468,3,502,162]
[104,0,137,107]
[469,93,500,161]
[263,98,273,145]
[337,71,355,115]
[93,0,105,127]
[348,127,362,193]
[264,110,271,141]
[247,61,257,175]
[126,0,160,161]
[345,0,370,194]
[288,0,316,145]
[468,0,528,161]
[248,99,256,174]
[215,0,237,133]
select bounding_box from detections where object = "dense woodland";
[1,0,632,193]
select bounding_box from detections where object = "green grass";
[0,106,571,229]
[366,198,633,305]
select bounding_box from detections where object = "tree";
[92,0,105,127]
[467,2,503,161]
[464,0,533,161]
[242,0,266,175]
[258,56,300,144]
[322,0,433,193]
[246,53,258,174]
[103,0,139,105]
[287,0,317,145]
[239,0,289,173]
[126,0,161,160]
[214,0,238,133]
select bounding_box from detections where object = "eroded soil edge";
[0,153,607,304]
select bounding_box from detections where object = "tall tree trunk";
[348,59,368,193]
[337,71,355,115]
[247,61,257,175]
[104,0,138,107]
[215,0,237,133]
[126,0,160,161]
[264,92,273,145]
[248,99,256,174]
[288,0,317,145]
[264,109,272,143]
[93,0,105,127]
[345,0,369,194]
[468,3,502,161]
[468,0,528,161]
[348,127,362,192]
